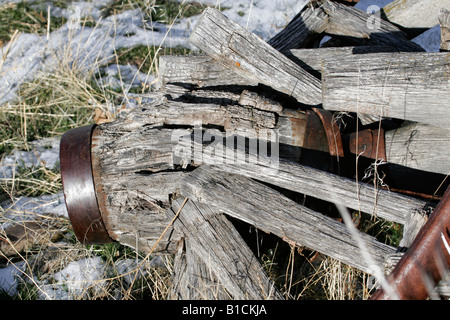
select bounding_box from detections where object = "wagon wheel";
[59,0,450,300]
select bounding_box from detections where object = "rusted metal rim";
[370,185,450,300]
[60,124,114,245]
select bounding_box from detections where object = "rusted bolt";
[60,125,114,245]
[348,128,387,161]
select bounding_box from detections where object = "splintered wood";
[89,0,449,299]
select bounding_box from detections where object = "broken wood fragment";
[322,52,450,130]
[168,198,283,300]
[188,7,322,106]
[158,54,257,88]
[267,2,329,51]
[288,45,398,76]
[384,122,450,175]
[168,240,231,300]
[321,1,425,51]
[439,9,450,51]
[177,135,428,225]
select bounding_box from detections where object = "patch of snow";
[1,192,68,225]
[0,136,60,179]
[0,261,26,296]
[188,0,309,40]
[100,63,154,91]
[0,0,310,106]
[0,33,46,105]
[38,257,160,300]
[50,0,114,21]
[39,257,107,300]
[114,258,145,287]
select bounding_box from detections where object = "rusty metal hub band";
[303,108,344,158]
[60,124,113,245]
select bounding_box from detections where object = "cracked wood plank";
[180,166,397,275]
[169,198,283,300]
[188,7,322,106]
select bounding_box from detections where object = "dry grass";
[0,0,200,300]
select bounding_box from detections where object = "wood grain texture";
[322,52,450,129]
[177,136,428,225]
[188,7,322,106]
[91,123,184,254]
[382,0,450,30]
[158,54,258,88]
[180,166,397,275]
[168,240,231,300]
[321,1,425,52]
[440,9,450,51]
[169,198,283,299]
[267,1,329,51]
[288,46,398,75]
[385,122,450,175]
[89,89,306,253]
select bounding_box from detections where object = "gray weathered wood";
[440,9,450,51]
[321,1,425,52]
[168,240,231,300]
[381,0,450,36]
[158,46,397,90]
[158,54,258,88]
[267,1,424,52]
[91,123,185,254]
[267,1,329,51]
[290,45,398,125]
[177,135,428,225]
[158,47,397,126]
[398,209,429,249]
[169,198,283,300]
[89,88,309,253]
[188,7,322,106]
[385,122,450,175]
[288,46,397,75]
[322,52,450,130]
[179,166,397,275]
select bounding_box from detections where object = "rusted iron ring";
[303,108,344,157]
[60,124,113,245]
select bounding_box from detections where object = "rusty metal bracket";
[370,185,450,300]
[60,124,114,245]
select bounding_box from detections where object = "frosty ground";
[0,0,442,299]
